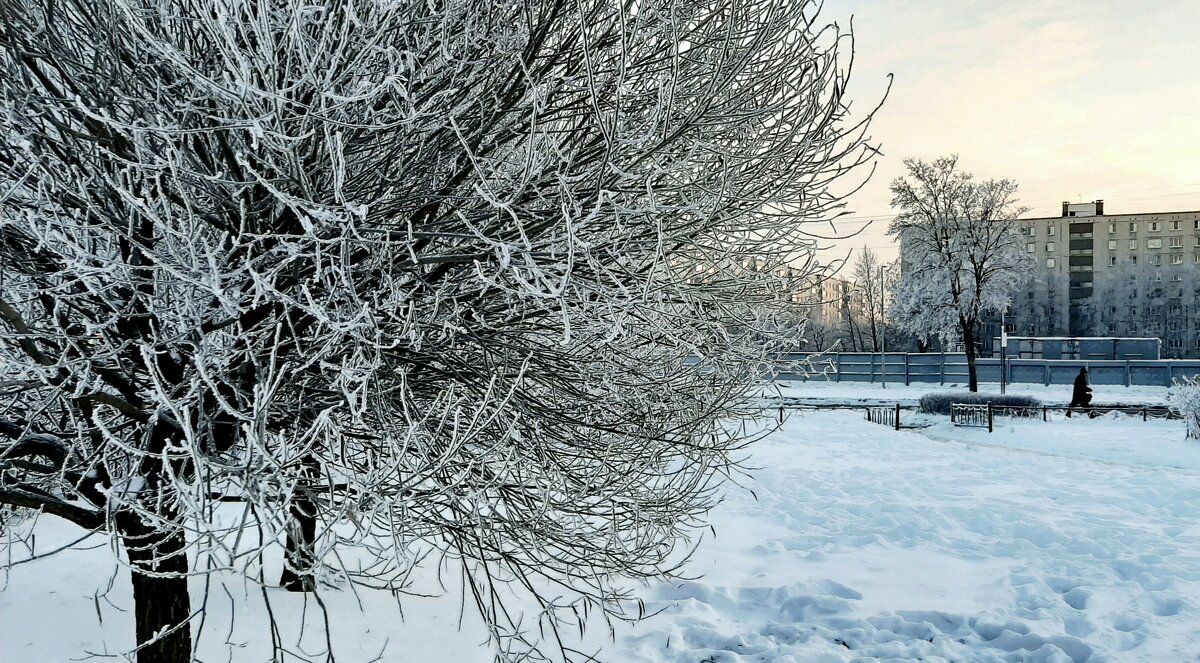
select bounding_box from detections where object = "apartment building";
[1010,200,1200,357]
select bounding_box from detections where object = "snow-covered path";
[618,411,1200,662]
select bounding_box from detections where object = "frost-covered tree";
[888,156,1033,391]
[0,1,877,661]
[1168,376,1200,439]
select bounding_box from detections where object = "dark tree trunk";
[281,456,319,592]
[962,320,978,392]
[280,490,317,592]
[120,515,192,663]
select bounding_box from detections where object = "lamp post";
[880,265,886,390]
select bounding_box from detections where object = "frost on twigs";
[1168,376,1200,439]
[0,0,879,660]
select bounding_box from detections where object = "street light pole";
[880,265,886,390]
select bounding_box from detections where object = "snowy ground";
[617,412,1200,662]
[4,411,1199,662]
[766,379,1171,407]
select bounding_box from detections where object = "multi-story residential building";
[1008,200,1200,357]
[795,274,854,327]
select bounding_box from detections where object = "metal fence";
[951,403,993,432]
[951,402,1174,433]
[865,404,901,430]
[777,352,1200,388]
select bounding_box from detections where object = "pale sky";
[814,0,1200,269]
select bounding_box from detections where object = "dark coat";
[1071,371,1092,405]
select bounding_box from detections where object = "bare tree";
[888,156,1033,391]
[0,1,878,661]
[850,247,895,352]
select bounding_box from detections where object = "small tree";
[888,156,1033,391]
[0,1,877,661]
[1168,376,1200,439]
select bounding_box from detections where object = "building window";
[1172,273,1184,281]
[1109,256,1117,266]
[1129,239,1138,250]
[1171,220,1182,231]
[1131,255,1138,264]
[1026,242,1035,253]
[1107,240,1117,250]
[1046,258,1056,268]
[1148,238,1163,249]
[1046,242,1055,252]
[1069,231,1093,239]
[1047,226,1056,236]
[1109,222,1117,234]
[1129,222,1138,233]
[1170,237,1183,248]
[1150,254,1163,265]
[1069,264,1093,272]
[1171,254,1184,264]
[1150,221,1161,232]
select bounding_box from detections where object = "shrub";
[1168,375,1200,439]
[918,392,1042,415]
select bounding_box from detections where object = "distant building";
[1006,201,1200,357]
[897,199,1200,358]
[795,273,855,330]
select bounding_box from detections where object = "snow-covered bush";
[1168,376,1200,439]
[918,392,1042,415]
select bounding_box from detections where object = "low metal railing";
[951,403,993,432]
[952,403,1173,432]
[865,404,901,430]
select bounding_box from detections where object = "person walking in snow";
[1066,367,1093,418]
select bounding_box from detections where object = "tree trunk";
[962,320,978,392]
[281,456,319,592]
[869,306,879,352]
[280,490,317,592]
[120,516,192,663]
